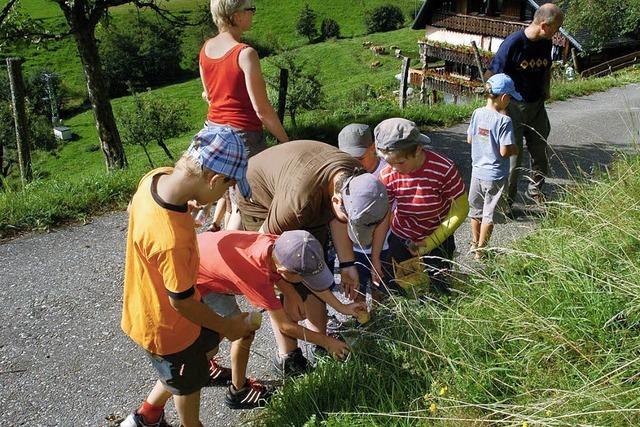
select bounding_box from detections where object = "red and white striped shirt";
[380,150,466,241]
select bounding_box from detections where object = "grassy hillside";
[12,0,421,107]
[256,153,640,426]
[29,27,425,183]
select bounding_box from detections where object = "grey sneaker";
[224,378,274,409]
[120,411,169,427]
[272,347,309,377]
[525,190,546,205]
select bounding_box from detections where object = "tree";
[0,72,56,184]
[117,90,189,168]
[320,18,340,40]
[99,17,184,96]
[296,4,318,42]
[365,4,405,33]
[0,0,196,172]
[268,53,323,128]
[560,0,640,53]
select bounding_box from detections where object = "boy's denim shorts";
[202,292,242,318]
[468,177,507,224]
[146,327,220,396]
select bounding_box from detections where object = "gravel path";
[1,84,638,427]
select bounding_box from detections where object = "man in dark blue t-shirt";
[486,3,564,206]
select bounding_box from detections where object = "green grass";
[256,153,640,426]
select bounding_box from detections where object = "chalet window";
[468,0,502,16]
[521,2,535,21]
[468,0,487,14]
[441,0,456,13]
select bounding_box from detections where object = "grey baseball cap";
[341,173,389,248]
[338,124,373,157]
[374,118,431,151]
[273,230,333,291]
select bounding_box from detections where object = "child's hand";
[222,313,257,341]
[340,301,367,317]
[187,199,205,213]
[371,259,384,287]
[325,337,350,360]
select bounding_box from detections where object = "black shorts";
[146,328,220,396]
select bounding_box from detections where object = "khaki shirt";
[238,140,360,243]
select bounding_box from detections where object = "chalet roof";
[411,0,637,52]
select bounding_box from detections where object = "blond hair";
[210,0,253,29]
[175,152,205,177]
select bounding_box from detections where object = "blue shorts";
[354,250,397,296]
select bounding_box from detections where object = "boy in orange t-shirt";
[120,128,258,427]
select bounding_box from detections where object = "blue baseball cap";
[187,128,251,198]
[487,73,523,101]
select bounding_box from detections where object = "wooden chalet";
[409,0,639,103]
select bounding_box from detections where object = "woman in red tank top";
[202,1,289,230]
[200,1,288,150]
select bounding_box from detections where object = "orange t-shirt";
[200,42,262,131]
[121,167,201,356]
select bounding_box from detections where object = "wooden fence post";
[571,48,581,74]
[6,57,32,186]
[470,41,486,85]
[399,56,411,109]
[277,68,289,125]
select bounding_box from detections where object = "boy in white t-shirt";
[338,124,395,302]
[467,74,520,259]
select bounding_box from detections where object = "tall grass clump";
[0,168,141,238]
[257,154,640,426]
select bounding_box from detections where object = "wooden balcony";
[419,41,493,68]
[431,12,526,38]
[410,69,483,96]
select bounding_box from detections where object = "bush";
[116,90,189,168]
[320,18,341,40]
[296,4,318,42]
[267,52,323,129]
[98,17,183,96]
[365,4,405,33]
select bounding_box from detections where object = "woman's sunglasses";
[244,6,257,12]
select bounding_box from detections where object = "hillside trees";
[0,0,196,173]
[365,4,405,33]
[268,53,323,128]
[320,18,340,40]
[560,0,640,52]
[296,4,318,42]
[117,90,188,168]
[98,17,183,96]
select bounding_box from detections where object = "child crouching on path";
[120,129,259,427]
[467,73,520,258]
[196,229,367,410]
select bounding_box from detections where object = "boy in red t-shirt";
[196,229,366,409]
[371,118,469,294]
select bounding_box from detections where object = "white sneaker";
[120,411,169,427]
